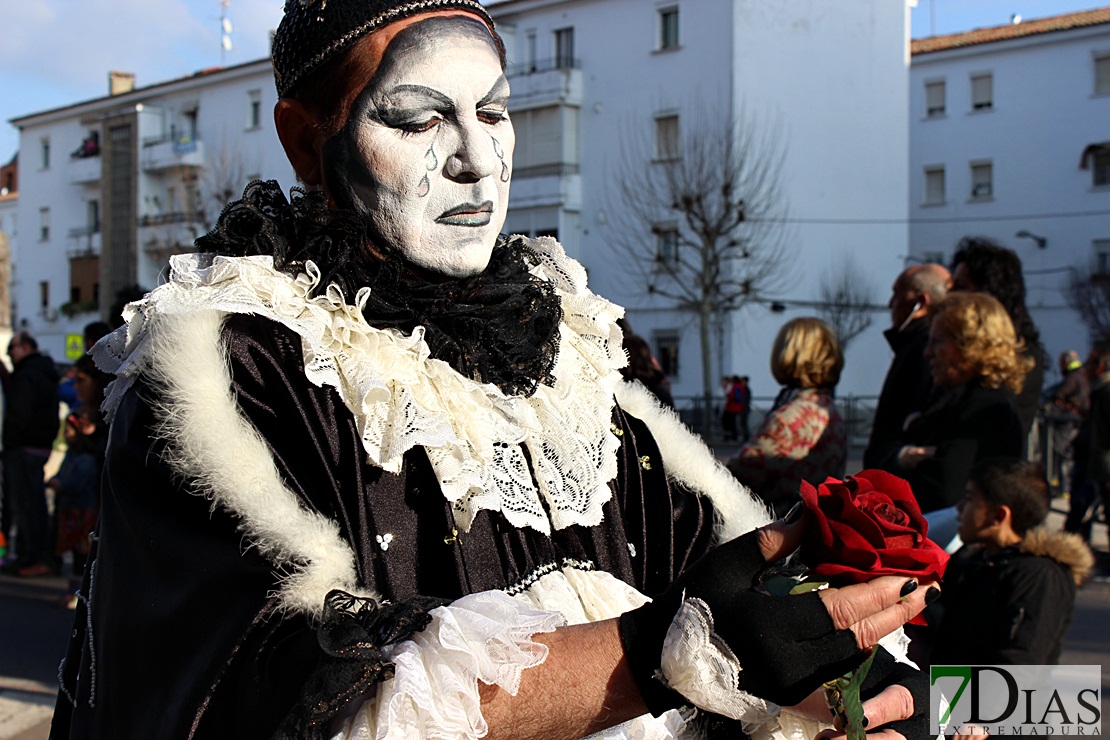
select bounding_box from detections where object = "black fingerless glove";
[620,530,864,714]
[859,650,931,740]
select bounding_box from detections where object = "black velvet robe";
[51,314,717,739]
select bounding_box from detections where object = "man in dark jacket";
[2,332,61,575]
[864,263,950,469]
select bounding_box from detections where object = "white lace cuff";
[658,597,779,733]
[330,590,566,740]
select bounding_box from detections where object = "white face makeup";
[324,16,513,278]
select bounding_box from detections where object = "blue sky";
[1,0,1104,164]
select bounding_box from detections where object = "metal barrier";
[672,393,878,455]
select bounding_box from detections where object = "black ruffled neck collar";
[196,180,561,397]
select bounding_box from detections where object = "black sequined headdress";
[272,0,503,98]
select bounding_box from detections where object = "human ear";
[274,99,325,187]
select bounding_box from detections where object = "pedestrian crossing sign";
[65,333,84,360]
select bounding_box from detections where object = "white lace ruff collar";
[95,237,628,535]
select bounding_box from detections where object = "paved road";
[2,503,1107,738]
[0,570,72,740]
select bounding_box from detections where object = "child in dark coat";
[927,458,1093,665]
[50,411,100,593]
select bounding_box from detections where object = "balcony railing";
[141,136,206,172]
[67,225,101,254]
[512,162,580,179]
[137,210,206,228]
[506,61,582,108]
[67,154,102,185]
[506,57,581,78]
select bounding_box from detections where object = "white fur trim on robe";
[614,379,772,543]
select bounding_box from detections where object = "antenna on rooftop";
[220,0,233,66]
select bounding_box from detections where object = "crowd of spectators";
[710,236,1097,669]
[0,322,111,593]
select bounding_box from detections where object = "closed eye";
[397,117,442,136]
[478,109,508,126]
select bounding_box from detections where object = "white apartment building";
[8,63,293,362]
[7,0,913,404]
[909,8,1110,377]
[488,0,912,401]
[0,154,17,351]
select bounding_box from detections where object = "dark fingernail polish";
[926,586,941,605]
[862,717,870,728]
[900,579,919,597]
[784,502,804,525]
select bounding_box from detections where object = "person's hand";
[816,685,914,740]
[896,445,935,469]
[814,648,931,740]
[619,508,936,714]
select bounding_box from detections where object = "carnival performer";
[52,2,934,738]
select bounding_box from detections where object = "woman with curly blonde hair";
[927,292,1032,394]
[727,318,846,517]
[890,292,1029,515]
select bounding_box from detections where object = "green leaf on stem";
[824,647,877,740]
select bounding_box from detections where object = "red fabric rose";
[799,470,948,585]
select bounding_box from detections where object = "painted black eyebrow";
[384,75,509,111]
[385,84,455,109]
[477,75,510,108]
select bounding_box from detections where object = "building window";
[1093,149,1110,187]
[924,166,945,205]
[653,222,680,267]
[41,137,51,169]
[971,73,993,111]
[183,107,199,139]
[1094,239,1110,275]
[511,106,564,176]
[39,281,50,310]
[1080,143,1110,187]
[925,80,946,117]
[247,90,262,130]
[69,252,100,306]
[88,200,100,233]
[1095,52,1110,95]
[39,207,50,241]
[554,27,575,69]
[525,29,537,72]
[659,7,679,50]
[970,161,993,200]
[653,330,680,378]
[73,130,99,158]
[654,113,680,161]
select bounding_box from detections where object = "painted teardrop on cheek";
[415,143,437,196]
[491,136,510,183]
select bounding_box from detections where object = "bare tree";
[608,103,793,429]
[818,254,877,352]
[1066,267,1110,345]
